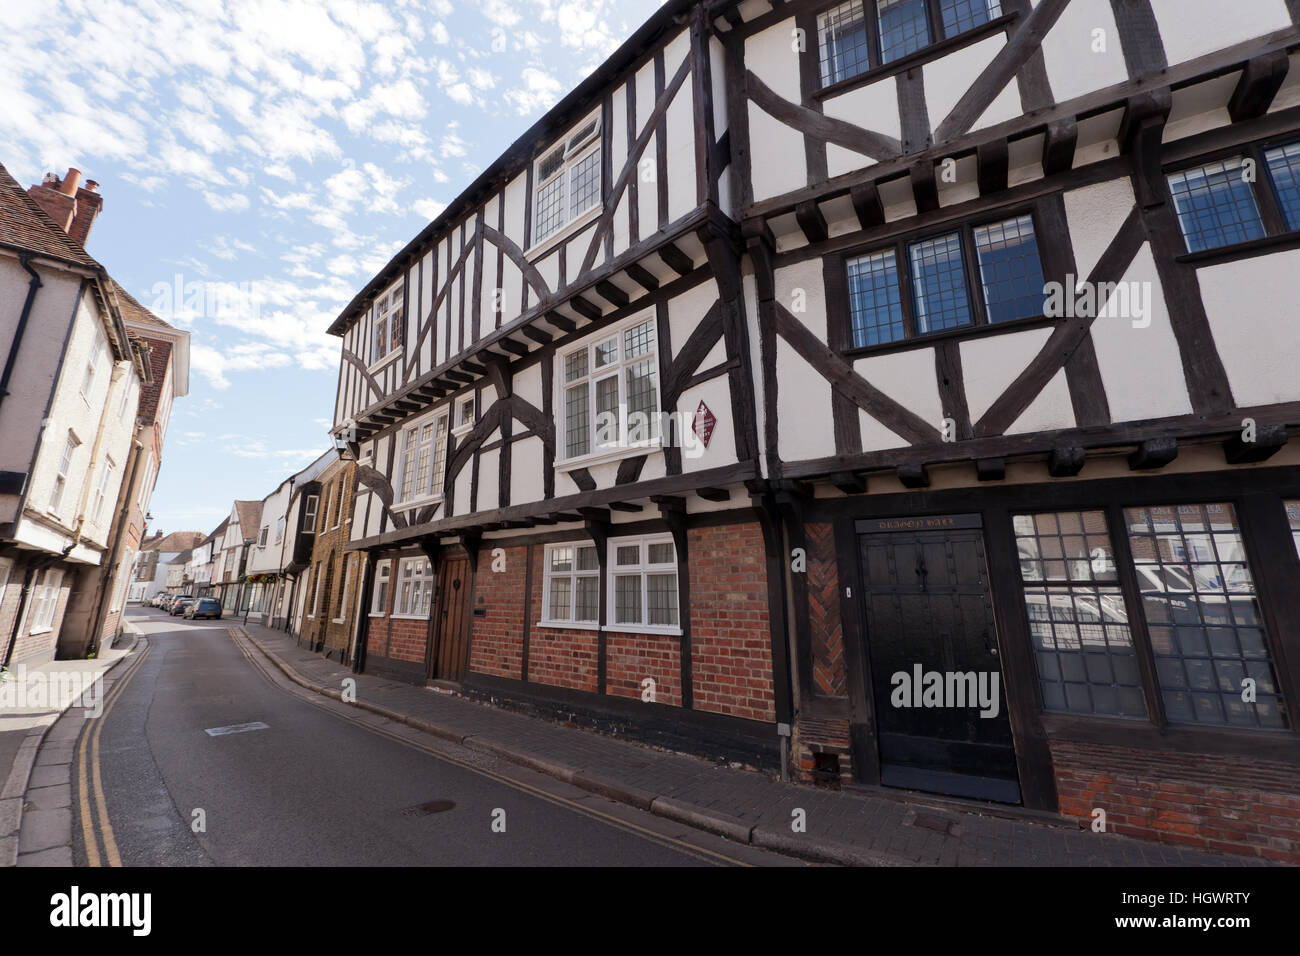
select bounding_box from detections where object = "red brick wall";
[792,715,855,787]
[1052,740,1300,862]
[526,546,598,692]
[606,631,681,706]
[8,573,71,666]
[468,544,526,680]
[365,558,427,666]
[688,522,775,722]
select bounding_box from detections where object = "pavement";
[0,624,140,867]
[233,617,1263,867]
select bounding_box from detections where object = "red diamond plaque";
[692,401,716,448]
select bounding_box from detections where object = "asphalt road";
[74,611,800,867]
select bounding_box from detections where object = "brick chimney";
[26,168,103,247]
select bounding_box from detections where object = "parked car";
[169,597,197,616]
[184,598,222,621]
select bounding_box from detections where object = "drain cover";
[401,800,456,816]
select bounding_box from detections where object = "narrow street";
[73,611,799,867]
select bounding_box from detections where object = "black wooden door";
[857,522,1020,803]
[430,557,471,683]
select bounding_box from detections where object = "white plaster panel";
[679,375,736,472]
[746,20,802,102]
[1006,368,1075,434]
[960,326,1055,421]
[924,35,1010,130]
[666,72,697,223]
[1199,250,1300,407]
[1150,0,1289,66]
[668,281,719,362]
[1040,0,1127,103]
[477,447,499,508]
[774,259,827,342]
[748,106,807,201]
[1064,177,1137,279]
[1090,244,1194,421]
[776,341,835,462]
[854,346,944,434]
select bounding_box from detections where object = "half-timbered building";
[330,0,1300,860]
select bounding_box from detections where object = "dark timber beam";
[1223,424,1288,464]
[498,338,529,357]
[1048,445,1086,477]
[1042,119,1077,176]
[910,161,939,213]
[1228,52,1290,123]
[696,486,730,502]
[444,370,474,384]
[976,458,1006,482]
[595,280,629,308]
[578,506,610,522]
[659,243,694,277]
[850,181,885,230]
[795,200,828,244]
[571,296,603,321]
[522,326,552,345]
[625,262,660,292]
[651,495,687,513]
[462,360,486,376]
[1129,438,1179,471]
[609,501,643,513]
[897,463,929,489]
[977,139,1009,195]
[830,472,866,495]
[544,311,576,333]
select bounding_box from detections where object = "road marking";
[227,627,761,867]
[76,640,151,868]
[204,721,269,737]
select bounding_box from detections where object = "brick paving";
[236,620,1263,868]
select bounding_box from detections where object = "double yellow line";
[76,640,151,867]
[229,628,755,867]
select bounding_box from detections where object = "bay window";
[371,560,392,615]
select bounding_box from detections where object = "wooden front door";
[430,557,471,683]
[856,517,1020,804]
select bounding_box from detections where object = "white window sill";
[524,205,602,261]
[29,626,53,636]
[369,610,387,618]
[395,493,445,513]
[606,624,683,637]
[451,424,473,439]
[368,349,402,375]
[535,620,600,632]
[557,441,662,473]
[390,613,430,621]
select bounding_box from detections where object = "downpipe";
[0,253,43,411]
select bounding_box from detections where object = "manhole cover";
[401,800,456,816]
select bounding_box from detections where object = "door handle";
[985,630,998,657]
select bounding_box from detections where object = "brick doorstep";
[236,622,1259,869]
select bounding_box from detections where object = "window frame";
[606,533,682,636]
[832,198,1060,355]
[1164,133,1300,261]
[333,555,355,624]
[48,431,80,516]
[392,556,434,619]
[302,494,319,534]
[814,0,1012,94]
[539,541,602,629]
[370,280,404,369]
[1012,499,1295,737]
[556,312,663,468]
[91,455,116,527]
[30,568,64,633]
[370,559,393,616]
[529,108,604,251]
[397,408,451,507]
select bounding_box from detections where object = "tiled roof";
[141,531,206,553]
[234,500,264,535]
[111,279,172,329]
[0,162,98,268]
[168,548,195,564]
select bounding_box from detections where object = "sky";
[2,0,664,537]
